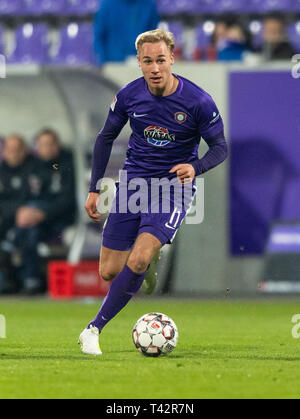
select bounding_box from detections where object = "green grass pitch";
[0,297,300,399]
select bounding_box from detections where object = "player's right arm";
[86,91,128,222]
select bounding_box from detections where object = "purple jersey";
[109,75,224,179]
[89,74,227,193]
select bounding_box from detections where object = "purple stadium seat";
[0,0,23,16]
[216,0,248,14]
[288,22,300,53]
[195,23,212,48]
[194,0,248,14]
[163,21,184,58]
[264,0,291,12]
[193,22,218,61]
[245,0,263,13]
[51,23,94,65]
[174,0,198,14]
[8,23,49,64]
[247,0,292,13]
[197,0,219,14]
[157,0,178,16]
[65,0,100,15]
[292,0,300,12]
[22,0,68,16]
[156,0,173,15]
[248,20,264,49]
[166,22,184,45]
[157,0,197,16]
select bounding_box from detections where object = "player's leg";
[99,245,131,282]
[78,246,131,355]
[79,233,162,355]
[139,181,198,296]
[127,233,162,273]
[99,233,160,294]
[89,232,161,330]
[79,188,141,354]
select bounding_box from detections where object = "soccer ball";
[132,312,178,357]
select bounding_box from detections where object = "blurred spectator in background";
[203,19,228,61]
[0,135,41,294]
[212,20,228,49]
[261,15,296,60]
[218,22,251,61]
[12,129,77,294]
[94,0,160,64]
[34,128,76,229]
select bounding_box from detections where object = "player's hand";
[85,193,101,223]
[169,164,196,184]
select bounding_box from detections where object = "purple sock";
[88,265,146,332]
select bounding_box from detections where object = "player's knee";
[99,266,117,282]
[127,255,149,274]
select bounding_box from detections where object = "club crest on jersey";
[174,112,187,124]
[144,126,175,147]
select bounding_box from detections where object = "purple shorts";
[102,179,197,251]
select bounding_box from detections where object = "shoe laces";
[89,325,99,336]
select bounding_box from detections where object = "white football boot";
[78,326,102,355]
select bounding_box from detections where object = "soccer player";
[79,29,228,355]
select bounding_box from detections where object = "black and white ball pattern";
[132,312,178,357]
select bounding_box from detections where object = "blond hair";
[135,29,175,55]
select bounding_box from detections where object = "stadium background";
[0,0,300,297]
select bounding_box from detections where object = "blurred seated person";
[13,129,77,294]
[33,128,76,228]
[261,15,296,60]
[0,135,42,293]
[218,23,251,61]
[204,19,228,61]
[94,0,160,64]
[211,20,228,49]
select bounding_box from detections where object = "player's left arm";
[170,95,228,183]
[190,129,228,178]
[192,94,228,177]
[169,131,227,184]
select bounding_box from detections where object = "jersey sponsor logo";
[210,112,220,125]
[110,96,117,112]
[174,112,187,124]
[144,126,175,147]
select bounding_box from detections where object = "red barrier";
[48,261,110,299]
